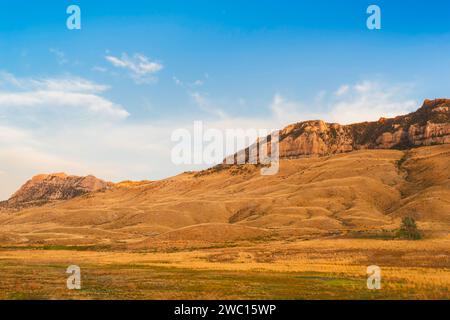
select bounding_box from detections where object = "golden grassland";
[0,238,448,300]
[0,145,448,299]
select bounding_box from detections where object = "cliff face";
[277,99,450,158]
[1,173,111,209]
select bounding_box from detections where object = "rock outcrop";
[232,99,450,162]
[1,173,112,209]
[278,99,450,158]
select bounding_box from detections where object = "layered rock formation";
[233,99,450,161]
[278,99,450,158]
[1,173,111,209]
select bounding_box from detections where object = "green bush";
[397,216,422,240]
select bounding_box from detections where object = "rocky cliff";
[1,173,112,209]
[231,99,450,162]
[278,99,450,158]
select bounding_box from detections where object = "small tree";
[397,216,422,240]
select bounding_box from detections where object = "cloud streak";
[49,48,68,65]
[105,53,163,84]
[0,72,129,119]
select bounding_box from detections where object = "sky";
[1,0,450,199]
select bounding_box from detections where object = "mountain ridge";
[233,98,450,162]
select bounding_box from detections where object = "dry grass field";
[0,239,449,299]
[0,145,449,299]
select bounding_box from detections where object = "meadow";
[0,238,448,300]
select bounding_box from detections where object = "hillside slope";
[0,144,448,246]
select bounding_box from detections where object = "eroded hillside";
[0,144,448,247]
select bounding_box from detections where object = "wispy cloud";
[172,75,225,117]
[0,72,109,92]
[173,76,183,86]
[49,48,68,65]
[329,81,417,124]
[0,72,129,119]
[92,66,108,73]
[192,79,204,87]
[189,91,227,119]
[335,84,349,96]
[105,53,163,84]
[269,80,418,125]
[173,75,207,88]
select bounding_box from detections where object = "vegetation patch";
[396,216,422,240]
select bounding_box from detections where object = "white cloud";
[189,91,227,119]
[0,125,31,143]
[36,78,109,93]
[269,80,418,125]
[1,91,128,118]
[271,94,302,120]
[105,53,163,84]
[0,73,129,119]
[329,81,417,124]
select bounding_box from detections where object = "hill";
[0,173,111,210]
[0,99,448,247]
[0,144,448,246]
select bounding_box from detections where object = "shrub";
[397,216,422,240]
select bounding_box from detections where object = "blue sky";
[1,0,450,198]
